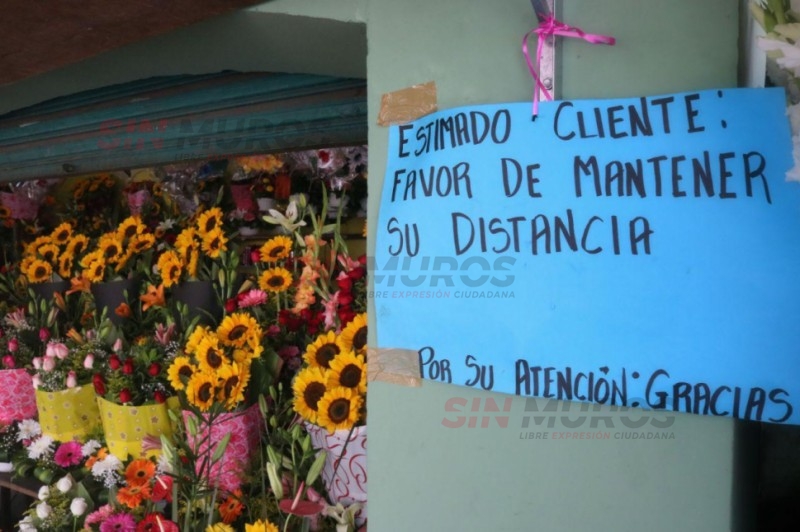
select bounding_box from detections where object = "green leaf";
[266,444,281,467]
[305,450,327,487]
[211,432,231,463]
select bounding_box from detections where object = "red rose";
[119,388,132,403]
[153,390,167,404]
[108,355,121,370]
[225,298,237,313]
[92,374,106,396]
[249,249,261,264]
[147,363,161,377]
[358,254,367,266]
[338,292,354,306]
[122,358,135,375]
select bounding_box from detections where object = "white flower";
[37,485,50,501]
[35,501,51,519]
[70,497,88,517]
[758,36,800,76]
[81,439,102,457]
[56,475,73,493]
[264,201,307,233]
[91,454,123,487]
[16,419,41,441]
[17,515,36,531]
[27,435,54,460]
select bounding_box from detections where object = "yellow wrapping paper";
[36,385,102,441]
[97,396,179,460]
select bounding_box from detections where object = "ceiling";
[0,0,265,87]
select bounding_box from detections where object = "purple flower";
[53,441,83,468]
[99,512,136,532]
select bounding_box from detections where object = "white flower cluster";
[91,453,123,488]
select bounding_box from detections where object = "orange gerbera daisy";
[125,458,156,486]
[117,483,152,509]
[219,489,245,524]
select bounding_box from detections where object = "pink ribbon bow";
[523,16,616,119]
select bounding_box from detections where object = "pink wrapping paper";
[0,369,37,424]
[182,403,262,493]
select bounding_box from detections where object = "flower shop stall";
[0,147,368,531]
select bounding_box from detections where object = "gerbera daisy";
[303,331,342,369]
[195,336,226,372]
[167,356,195,391]
[186,370,217,411]
[217,312,260,349]
[258,267,292,293]
[245,520,279,532]
[53,440,83,467]
[316,386,363,433]
[292,366,329,424]
[218,489,244,524]
[201,228,227,258]
[25,259,52,283]
[125,458,156,487]
[37,243,59,264]
[156,250,183,287]
[196,207,224,235]
[99,511,136,532]
[117,483,152,509]
[328,351,367,394]
[135,513,179,532]
[258,235,292,262]
[339,313,367,356]
[236,288,268,308]
[50,222,73,244]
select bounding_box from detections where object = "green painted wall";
[365,1,745,530]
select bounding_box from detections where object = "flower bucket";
[97,396,179,460]
[35,385,101,441]
[91,277,142,326]
[0,369,37,424]
[305,423,367,525]
[172,280,222,327]
[31,280,70,302]
[182,402,262,493]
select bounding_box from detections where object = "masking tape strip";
[368,347,422,387]
[377,81,438,126]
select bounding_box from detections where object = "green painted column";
[366,1,744,530]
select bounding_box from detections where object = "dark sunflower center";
[269,246,285,258]
[73,242,86,255]
[227,325,247,341]
[339,365,362,388]
[34,266,47,278]
[179,365,193,378]
[267,275,284,288]
[209,237,221,250]
[169,265,180,279]
[353,327,368,350]
[56,230,69,241]
[224,376,239,397]
[123,226,137,238]
[198,382,213,402]
[303,382,326,410]
[104,245,119,258]
[328,398,351,423]
[206,348,223,368]
[204,218,217,232]
[316,344,340,368]
[42,250,55,262]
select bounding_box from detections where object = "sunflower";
[83,257,106,283]
[37,243,59,264]
[258,267,292,293]
[328,351,367,394]
[157,250,183,287]
[25,259,52,284]
[167,356,196,391]
[183,243,199,278]
[0,205,10,218]
[339,313,368,356]
[195,335,227,373]
[117,216,144,240]
[66,234,90,257]
[304,330,342,369]
[292,366,329,424]
[79,249,104,268]
[218,489,245,524]
[19,256,35,277]
[129,233,155,254]
[26,235,52,255]
[217,312,260,349]
[175,227,198,251]
[245,520,279,532]
[57,253,74,279]
[98,234,123,263]
[216,362,249,409]
[185,325,211,356]
[196,207,224,235]
[125,458,156,486]
[258,235,292,263]
[201,228,227,258]
[186,370,217,411]
[316,386,363,433]
[50,222,73,244]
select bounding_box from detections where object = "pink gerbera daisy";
[53,440,83,467]
[100,512,137,532]
[237,288,268,308]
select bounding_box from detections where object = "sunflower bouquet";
[19,221,91,286]
[79,215,157,285]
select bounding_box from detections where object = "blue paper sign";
[375,88,800,424]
